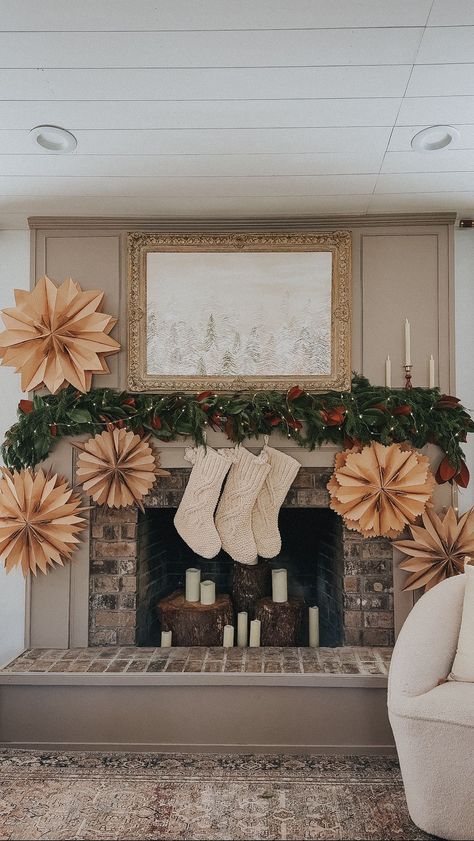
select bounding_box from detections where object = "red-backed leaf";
[225,417,236,440]
[371,403,388,412]
[344,436,362,450]
[49,423,57,437]
[455,461,470,488]
[269,416,281,426]
[435,455,457,484]
[326,406,346,426]
[19,399,33,414]
[435,395,461,410]
[393,405,412,416]
[287,386,304,401]
[287,418,303,431]
[122,397,136,407]
[116,419,125,429]
[151,414,162,430]
[197,390,213,402]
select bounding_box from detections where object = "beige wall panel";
[360,231,449,391]
[28,438,91,648]
[35,232,122,388]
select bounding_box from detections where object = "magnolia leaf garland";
[1,376,473,480]
[75,427,169,511]
[327,441,435,538]
[0,468,86,576]
[0,275,120,394]
[394,506,474,591]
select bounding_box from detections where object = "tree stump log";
[232,559,271,616]
[254,596,305,646]
[158,590,234,646]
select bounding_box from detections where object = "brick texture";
[88,467,394,647]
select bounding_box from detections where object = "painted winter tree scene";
[146,250,333,378]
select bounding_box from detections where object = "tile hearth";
[3,646,391,676]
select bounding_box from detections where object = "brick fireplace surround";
[89,467,394,649]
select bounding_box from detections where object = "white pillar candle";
[385,355,391,388]
[272,568,288,603]
[249,619,261,647]
[404,318,411,365]
[309,606,320,648]
[237,611,248,647]
[161,630,172,647]
[429,355,435,388]
[185,567,201,602]
[200,579,216,605]
[223,624,234,647]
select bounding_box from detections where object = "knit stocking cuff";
[183,446,236,486]
[263,445,300,489]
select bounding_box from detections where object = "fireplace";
[89,466,395,649]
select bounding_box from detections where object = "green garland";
[2,374,473,485]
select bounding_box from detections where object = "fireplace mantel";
[25,213,456,651]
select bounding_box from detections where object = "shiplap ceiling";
[1,0,474,227]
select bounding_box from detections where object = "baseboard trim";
[0,671,388,688]
[0,740,397,755]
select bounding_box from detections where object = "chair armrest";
[388,575,465,709]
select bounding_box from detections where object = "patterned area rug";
[0,751,432,840]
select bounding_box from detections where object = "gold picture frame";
[127,231,351,393]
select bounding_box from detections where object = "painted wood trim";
[28,213,457,231]
[0,683,394,752]
[0,672,388,688]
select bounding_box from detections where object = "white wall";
[455,228,474,514]
[0,230,29,666]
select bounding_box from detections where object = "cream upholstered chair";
[388,574,474,841]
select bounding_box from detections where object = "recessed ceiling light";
[30,124,77,153]
[411,125,460,152]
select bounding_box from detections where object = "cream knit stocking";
[174,445,235,559]
[252,443,300,558]
[215,446,270,565]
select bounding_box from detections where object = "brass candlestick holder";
[404,364,413,390]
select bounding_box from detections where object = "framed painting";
[127,231,351,393]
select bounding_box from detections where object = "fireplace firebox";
[89,467,394,648]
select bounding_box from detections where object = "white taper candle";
[405,318,411,366]
[385,356,391,388]
[272,568,288,603]
[161,630,172,647]
[185,567,201,602]
[309,606,320,648]
[200,580,216,605]
[223,624,234,647]
[249,619,261,647]
[237,611,248,647]
[429,355,435,388]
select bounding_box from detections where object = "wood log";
[232,559,271,616]
[158,590,234,646]
[254,596,305,646]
